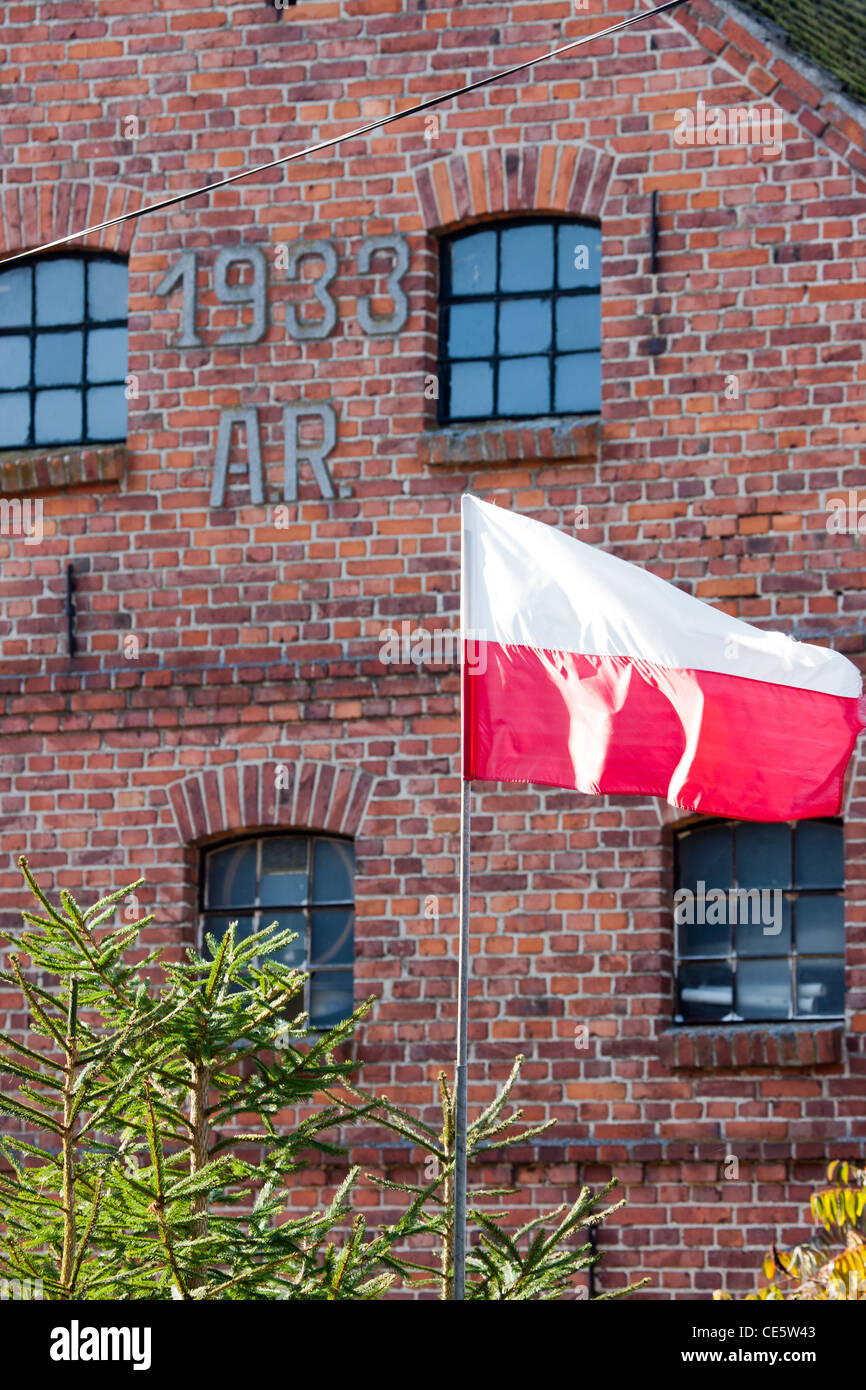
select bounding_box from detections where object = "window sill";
[417,415,600,468]
[659,1023,843,1070]
[0,442,127,495]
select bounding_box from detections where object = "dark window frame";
[0,250,128,451]
[198,831,355,1031]
[673,817,845,1025]
[437,214,601,424]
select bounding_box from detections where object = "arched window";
[438,216,601,422]
[674,818,845,1024]
[199,833,355,1029]
[0,252,128,450]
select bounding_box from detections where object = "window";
[674,819,845,1024]
[0,253,128,450]
[199,834,355,1029]
[438,217,601,423]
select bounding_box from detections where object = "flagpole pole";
[454,775,471,1299]
[454,496,471,1301]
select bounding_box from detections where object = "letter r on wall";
[283,404,337,502]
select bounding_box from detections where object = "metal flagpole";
[453,499,471,1300]
[454,778,471,1299]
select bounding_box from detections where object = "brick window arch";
[167,760,375,847]
[413,144,614,231]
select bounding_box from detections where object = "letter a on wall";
[211,407,265,507]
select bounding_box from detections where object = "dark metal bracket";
[65,563,77,659]
[650,190,659,276]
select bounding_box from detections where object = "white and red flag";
[461,495,864,820]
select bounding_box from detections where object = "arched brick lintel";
[413,144,615,233]
[0,180,140,258]
[167,760,376,847]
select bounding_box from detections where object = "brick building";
[1,0,865,1298]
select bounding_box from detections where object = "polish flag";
[461,496,864,820]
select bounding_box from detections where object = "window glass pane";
[677,823,733,895]
[441,221,604,424]
[205,842,257,908]
[557,223,601,289]
[796,957,844,1018]
[312,839,354,903]
[449,230,497,296]
[311,908,354,966]
[87,326,127,383]
[498,297,551,356]
[34,330,83,387]
[34,389,82,444]
[86,385,126,441]
[88,259,128,320]
[260,870,307,908]
[262,836,306,873]
[259,836,308,905]
[678,961,732,1021]
[676,904,730,959]
[265,910,307,969]
[795,821,843,888]
[735,894,790,956]
[449,360,493,419]
[735,822,791,889]
[676,818,846,1026]
[310,970,354,1028]
[0,335,31,389]
[36,259,84,326]
[554,351,600,414]
[200,836,354,1029]
[0,258,128,445]
[0,392,30,446]
[500,224,554,292]
[447,302,495,359]
[555,295,601,352]
[202,912,255,947]
[0,266,32,328]
[795,894,844,955]
[736,958,790,1020]
[497,355,549,415]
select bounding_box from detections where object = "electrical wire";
[0,0,688,267]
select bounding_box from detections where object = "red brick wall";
[1,0,866,1297]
